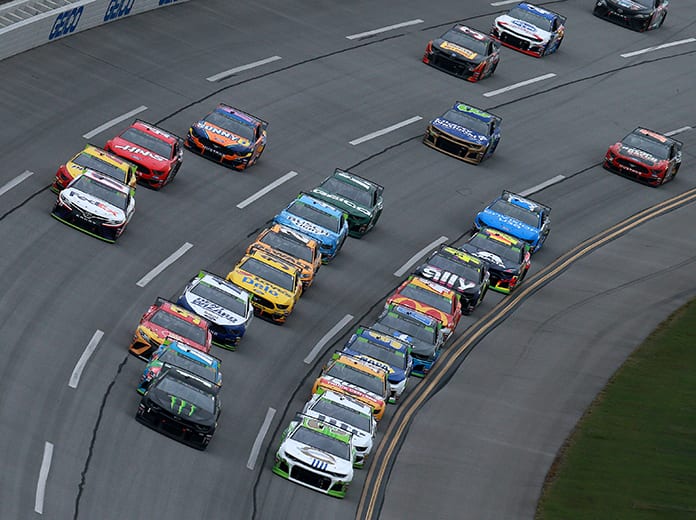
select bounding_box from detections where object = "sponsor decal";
[241,275,280,297]
[190,296,240,323]
[114,144,166,162]
[299,446,335,468]
[363,330,402,349]
[104,0,135,22]
[169,396,196,416]
[49,6,83,41]
[432,118,487,144]
[285,214,331,236]
[420,266,477,291]
[198,123,250,147]
[321,376,379,404]
[473,250,505,267]
[70,191,120,218]
[456,104,491,119]
[335,170,371,190]
[511,19,539,34]
[312,188,371,216]
[457,25,486,41]
[616,0,642,9]
[439,41,477,60]
[622,146,658,163]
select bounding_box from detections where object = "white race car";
[490,2,566,57]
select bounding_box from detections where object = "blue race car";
[423,101,502,165]
[342,326,413,404]
[273,193,349,263]
[137,339,222,395]
[474,190,551,253]
[177,270,253,350]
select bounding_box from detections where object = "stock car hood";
[371,323,437,359]
[618,144,664,167]
[496,14,552,42]
[431,118,489,146]
[477,209,539,243]
[181,293,247,327]
[344,351,406,383]
[304,412,372,450]
[607,0,651,12]
[193,121,252,151]
[228,270,295,303]
[274,212,336,244]
[415,264,480,295]
[310,187,372,218]
[460,245,514,272]
[283,438,352,474]
[108,137,170,170]
[317,376,384,406]
[139,320,207,352]
[386,296,453,330]
[62,189,125,222]
[434,38,484,64]
[147,386,216,426]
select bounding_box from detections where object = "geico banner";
[0,0,189,62]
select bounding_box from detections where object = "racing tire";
[488,61,498,78]
[658,12,666,28]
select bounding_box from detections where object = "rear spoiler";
[133,119,184,144]
[501,190,551,215]
[217,103,268,128]
[334,168,384,194]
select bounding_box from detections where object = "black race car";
[593,0,668,32]
[309,169,384,238]
[136,367,221,450]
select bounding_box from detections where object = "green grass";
[536,299,696,520]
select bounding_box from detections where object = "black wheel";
[657,12,666,28]
[488,60,498,78]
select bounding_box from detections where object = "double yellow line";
[356,186,696,519]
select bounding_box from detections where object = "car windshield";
[427,253,480,282]
[261,232,313,262]
[488,199,539,227]
[441,28,488,55]
[442,109,490,136]
[149,309,207,346]
[120,128,173,158]
[622,133,670,160]
[292,426,350,460]
[319,178,373,207]
[72,152,127,182]
[326,362,384,396]
[204,111,255,141]
[468,234,522,263]
[70,175,128,210]
[238,257,294,292]
[287,201,341,233]
[633,0,655,7]
[350,339,406,369]
[397,284,452,314]
[153,376,215,413]
[311,399,372,433]
[507,6,554,31]
[158,349,217,383]
[190,281,248,317]
[376,314,436,344]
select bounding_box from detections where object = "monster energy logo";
[169,395,196,416]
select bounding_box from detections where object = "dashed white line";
[349,116,422,146]
[665,126,692,137]
[0,170,34,197]
[490,0,520,5]
[304,314,355,364]
[394,236,449,277]
[247,407,276,470]
[519,175,566,197]
[136,242,194,288]
[69,330,104,389]
[82,105,148,139]
[346,19,423,40]
[34,441,54,515]
[620,38,696,58]
[206,56,283,82]
[236,171,298,209]
[483,73,556,98]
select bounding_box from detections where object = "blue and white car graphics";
[474,190,551,253]
[177,270,253,349]
[491,2,566,57]
[273,193,348,263]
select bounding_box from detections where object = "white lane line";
[346,19,423,40]
[0,170,34,197]
[519,175,566,197]
[350,116,422,146]
[620,38,696,58]
[304,314,354,364]
[394,236,449,277]
[82,105,148,139]
[483,73,556,98]
[237,171,298,209]
[34,441,54,514]
[247,407,276,470]
[136,242,194,288]
[206,56,283,82]
[665,126,692,137]
[491,0,520,5]
[68,330,104,389]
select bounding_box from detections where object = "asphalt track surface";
[0,1,695,519]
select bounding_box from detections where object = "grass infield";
[536,299,696,519]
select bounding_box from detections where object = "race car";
[136,367,221,450]
[372,304,445,378]
[177,270,253,350]
[423,24,500,82]
[312,352,389,421]
[386,276,462,340]
[602,127,682,186]
[309,169,384,238]
[247,224,322,290]
[185,103,267,170]
[593,0,668,32]
[490,2,566,57]
[50,169,135,243]
[460,227,531,294]
[474,190,551,253]
[104,119,183,190]
[413,245,490,315]
[342,326,413,404]
[226,250,302,324]
[273,193,349,263]
[424,102,502,165]
[52,144,137,194]
[137,338,222,395]
[273,415,355,498]
[129,297,212,361]
[302,391,376,468]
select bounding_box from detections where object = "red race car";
[603,127,682,186]
[105,120,184,190]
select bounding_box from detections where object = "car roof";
[130,120,179,144]
[631,127,680,146]
[246,249,300,276]
[80,169,131,195]
[388,304,440,328]
[160,339,220,367]
[404,275,458,300]
[310,390,373,416]
[331,353,388,379]
[356,327,410,352]
[195,271,250,302]
[451,102,499,123]
[438,246,485,270]
[296,193,344,218]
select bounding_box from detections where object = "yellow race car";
[53,144,138,193]
[226,250,302,324]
